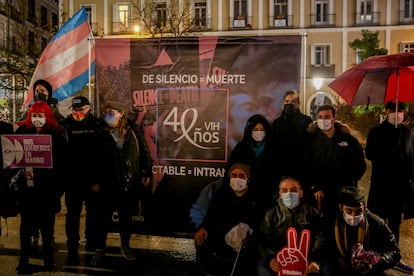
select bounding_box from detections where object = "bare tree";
[132,0,200,38]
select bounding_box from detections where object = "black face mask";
[283,103,296,114]
[34,92,48,102]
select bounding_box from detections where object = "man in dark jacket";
[62,96,112,266]
[321,186,401,276]
[365,100,414,273]
[257,176,324,275]
[300,105,366,224]
[271,90,312,183]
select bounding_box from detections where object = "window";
[28,31,35,55]
[84,4,96,32]
[52,12,58,28]
[234,0,247,18]
[274,0,287,18]
[315,0,328,23]
[0,23,5,49]
[313,44,331,66]
[403,0,414,18]
[194,1,207,28]
[40,6,47,28]
[28,0,35,23]
[400,42,414,52]
[360,0,373,22]
[154,2,167,27]
[113,3,132,32]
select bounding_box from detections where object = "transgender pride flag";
[24,6,95,105]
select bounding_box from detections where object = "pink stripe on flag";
[36,22,91,65]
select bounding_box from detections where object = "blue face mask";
[104,113,116,125]
[281,192,300,209]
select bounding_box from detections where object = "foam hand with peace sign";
[276,227,310,276]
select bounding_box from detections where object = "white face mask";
[281,192,300,209]
[229,178,248,192]
[387,112,404,125]
[317,119,332,131]
[343,212,364,226]
[31,117,46,128]
[252,130,265,142]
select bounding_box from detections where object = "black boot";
[16,258,31,274]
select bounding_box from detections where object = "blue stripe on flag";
[53,61,96,101]
[51,6,88,42]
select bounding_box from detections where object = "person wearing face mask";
[61,96,113,266]
[257,176,324,276]
[365,100,414,273]
[300,104,366,228]
[228,114,275,215]
[194,163,260,276]
[13,101,67,273]
[19,79,64,123]
[271,90,312,183]
[320,186,401,276]
[102,100,153,264]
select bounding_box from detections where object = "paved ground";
[0,213,201,275]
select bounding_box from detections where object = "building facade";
[0,0,58,121]
[60,0,414,116]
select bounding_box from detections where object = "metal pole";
[302,32,307,114]
[230,243,243,276]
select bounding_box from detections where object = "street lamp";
[133,25,140,36]
[313,77,325,107]
[313,77,323,92]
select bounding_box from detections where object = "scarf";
[334,214,369,258]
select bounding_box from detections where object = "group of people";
[0,79,153,274]
[193,90,414,275]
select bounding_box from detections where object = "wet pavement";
[0,214,202,275]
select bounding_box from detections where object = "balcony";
[229,16,252,30]
[192,17,212,32]
[310,64,336,79]
[354,12,380,26]
[310,13,336,27]
[399,10,414,25]
[112,20,133,34]
[269,14,293,29]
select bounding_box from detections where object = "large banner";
[95,36,301,233]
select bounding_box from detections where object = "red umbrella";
[328,52,414,106]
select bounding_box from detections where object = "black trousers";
[65,188,110,251]
[19,189,57,262]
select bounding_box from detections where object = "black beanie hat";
[338,186,365,207]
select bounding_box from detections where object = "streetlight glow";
[313,77,323,91]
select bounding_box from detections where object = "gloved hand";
[225,222,253,252]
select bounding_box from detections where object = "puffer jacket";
[300,122,366,199]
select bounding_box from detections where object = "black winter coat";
[300,122,366,203]
[365,121,414,219]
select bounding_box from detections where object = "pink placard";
[1,134,53,168]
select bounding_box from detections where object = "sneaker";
[90,249,105,266]
[394,261,414,274]
[121,246,136,261]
